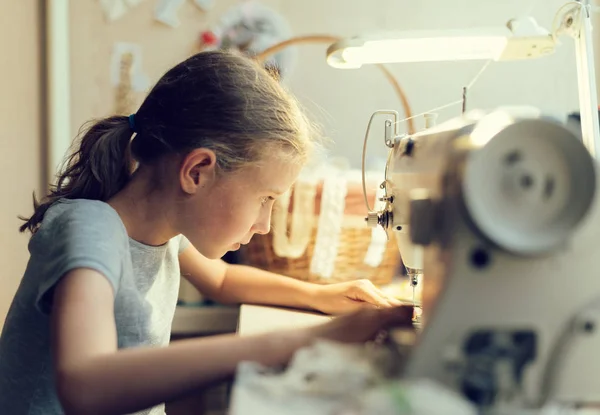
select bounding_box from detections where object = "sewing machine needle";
[412,285,416,321]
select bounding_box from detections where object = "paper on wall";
[124,0,145,6]
[100,0,128,22]
[193,0,214,11]
[210,1,295,78]
[99,0,145,22]
[154,0,186,28]
[110,43,150,92]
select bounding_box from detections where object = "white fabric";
[229,340,477,415]
[271,178,318,259]
[309,170,348,279]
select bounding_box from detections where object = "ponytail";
[19,116,133,234]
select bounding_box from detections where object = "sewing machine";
[230,2,600,413]
[324,0,600,410]
[364,106,600,411]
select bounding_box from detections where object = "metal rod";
[574,0,600,158]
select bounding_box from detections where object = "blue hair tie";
[128,114,137,133]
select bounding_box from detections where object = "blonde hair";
[21,50,318,233]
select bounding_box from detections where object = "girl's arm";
[52,267,412,415]
[179,245,400,315]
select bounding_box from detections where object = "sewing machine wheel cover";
[461,113,596,256]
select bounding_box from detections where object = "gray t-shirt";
[0,199,190,414]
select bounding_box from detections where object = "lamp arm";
[252,35,416,134]
[560,0,600,158]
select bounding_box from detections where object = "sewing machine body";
[381,108,600,409]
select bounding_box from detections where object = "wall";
[0,1,42,327]
[68,0,580,170]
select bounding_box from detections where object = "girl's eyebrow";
[268,188,286,195]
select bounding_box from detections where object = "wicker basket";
[241,176,400,286]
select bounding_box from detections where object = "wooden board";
[237,304,331,336]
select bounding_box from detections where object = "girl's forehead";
[244,161,301,191]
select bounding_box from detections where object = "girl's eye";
[261,196,275,205]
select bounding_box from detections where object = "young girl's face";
[180,155,302,259]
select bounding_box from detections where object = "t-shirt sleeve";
[34,201,127,315]
[178,234,191,254]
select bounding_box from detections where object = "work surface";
[237,304,333,336]
[236,279,417,336]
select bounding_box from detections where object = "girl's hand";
[310,279,404,315]
[307,305,414,344]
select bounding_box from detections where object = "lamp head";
[326,17,555,68]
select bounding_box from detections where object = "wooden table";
[237,304,333,337]
[236,278,418,337]
[171,305,240,336]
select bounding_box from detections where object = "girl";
[0,50,411,415]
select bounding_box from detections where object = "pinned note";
[193,0,214,11]
[99,0,128,22]
[99,0,145,22]
[110,43,150,92]
[124,0,145,6]
[154,0,186,28]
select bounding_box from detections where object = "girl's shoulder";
[29,199,130,314]
[47,197,119,218]
[35,198,128,247]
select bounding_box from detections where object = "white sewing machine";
[229,109,600,414]
[366,106,600,411]
[230,2,600,413]
[326,1,600,411]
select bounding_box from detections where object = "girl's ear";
[179,149,217,195]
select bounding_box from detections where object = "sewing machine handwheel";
[461,116,596,255]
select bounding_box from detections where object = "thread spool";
[424,113,438,129]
